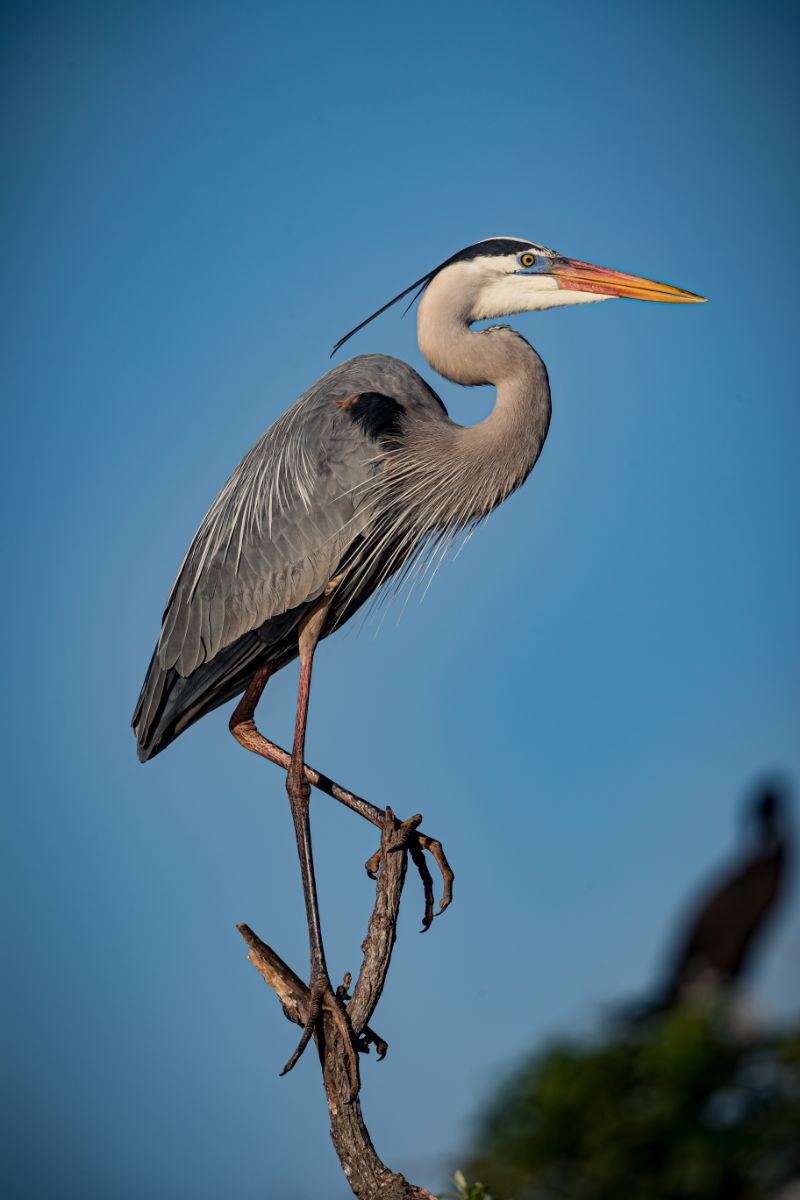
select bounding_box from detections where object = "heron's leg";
[231,670,381,828]
[230,677,454,930]
[279,603,361,1095]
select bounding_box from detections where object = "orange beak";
[552,258,707,304]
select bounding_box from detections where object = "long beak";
[553,258,707,304]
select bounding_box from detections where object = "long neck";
[415,275,552,517]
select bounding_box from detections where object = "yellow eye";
[519,252,536,268]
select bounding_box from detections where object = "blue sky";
[4,2,798,1197]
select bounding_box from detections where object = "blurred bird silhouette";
[626,784,791,1019]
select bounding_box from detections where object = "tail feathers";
[133,630,267,762]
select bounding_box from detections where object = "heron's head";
[332,236,705,355]
[423,237,706,321]
[747,785,790,846]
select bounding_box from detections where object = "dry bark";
[237,806,438,1200]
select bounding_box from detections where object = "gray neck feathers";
[337,271,552,610]
[415,269,552,518]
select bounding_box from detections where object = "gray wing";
[157,366,384,679]
[133,354,446,759]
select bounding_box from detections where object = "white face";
[447,246,610,323]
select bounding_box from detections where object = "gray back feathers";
[156,355,446,677]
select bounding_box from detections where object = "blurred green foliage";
[466,1010,800,1199]
[438,1168,497,1199]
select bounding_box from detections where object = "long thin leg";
[230,673,454,927]
[276,604,361,1093]
[230,666,384,828]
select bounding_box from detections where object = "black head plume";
[331,269,435,357]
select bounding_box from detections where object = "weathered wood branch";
[348,811,419,1034]
[237,806,437,1200]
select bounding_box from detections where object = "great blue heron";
[133,235,705,1091]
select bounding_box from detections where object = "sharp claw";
[408,838,434,931]
[359,1024,388,1060]
[280,1020,315,1076]
[364,849,382,880]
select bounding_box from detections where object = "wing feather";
[154,370,382,680]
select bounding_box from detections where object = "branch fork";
[237,805,441,1199]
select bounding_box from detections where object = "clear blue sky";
[4,2,798,1197]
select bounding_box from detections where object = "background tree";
[466,1011,800,1200]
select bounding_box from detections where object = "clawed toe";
[365,847,382,880]
[364,813,454,931]
[358,1025,388,1060]
[280,976,361,1099]
[337,971,388,1060]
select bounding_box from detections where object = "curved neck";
[415,273,552,514]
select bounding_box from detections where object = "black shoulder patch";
[336,392,405,443]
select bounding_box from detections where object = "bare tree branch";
[237,805,439,1200]
[348,808,418,1034]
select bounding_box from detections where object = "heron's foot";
[281,971,361,1099]
[337,972,389,1060]
[365,814,454,932]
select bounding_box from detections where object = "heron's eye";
[518,252,536,269]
